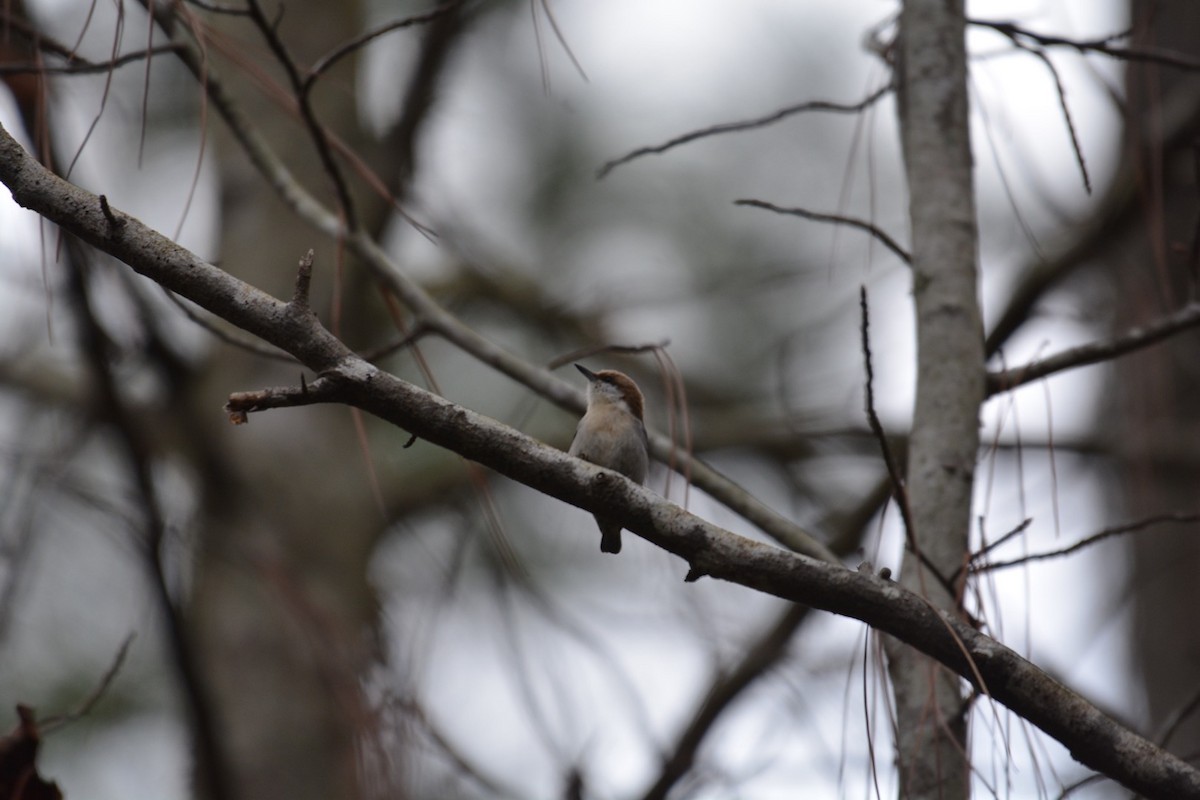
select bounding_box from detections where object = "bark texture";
[887,1,983,797]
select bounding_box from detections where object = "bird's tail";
[597,518,623,555]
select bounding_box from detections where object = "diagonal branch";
[2,119,1199,800]
[970,513,1200,573]
[986,302,1200,395]
[597,84,892,179]
[972,19,1200,72]
[736,198,911,265]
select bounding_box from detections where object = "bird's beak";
[574,363,598,382]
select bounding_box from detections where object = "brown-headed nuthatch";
[568,364,649,554]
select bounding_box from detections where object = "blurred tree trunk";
[188,2,392,797]
[885,1,981,797]
[1117,0,1200,760]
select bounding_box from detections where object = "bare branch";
[304,1,463,93]
[859,287,914,538]
[225,374,343,419]
[2,119,1199,798]
[736,199,911,265]
[971,513,1200,574]
[596,84,892,179]
[243,0,359,228]
[0,44,182,75]
[986,302,1200,395]
[973,19,1200,73]
[41,635,135,732]
[1006,40,1091,194]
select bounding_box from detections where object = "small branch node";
[291,248,315,309]
[99,194,124,234]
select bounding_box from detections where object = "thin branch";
[358,321,433,363]
[243,0,359,229]
[859,287,914,540]
[290,248,314,308]
[860,288,958,601]
[224,375,343,421]
[1006,40,1091,194]
[304,1,463,93]
[41,635,135,732]
[376,0,475,200]
[596,84,892,179]
[967,517,1032,565]
[986,302,1200,395]
[973,19,1200,73]
[971,513,1200,573]
[737,199,911,265]
[0,43,182,75]
[163,290,299,362]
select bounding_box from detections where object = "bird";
[568,364,649,554]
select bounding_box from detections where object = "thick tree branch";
[1,121,1198,800]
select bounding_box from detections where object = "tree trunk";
[886,1,982,797]
[1118,0,1200,762]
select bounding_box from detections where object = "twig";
[291,248,314,308]
[243,0,358,229]
[738,199,911,265]
[358,321,432,363]
[98,194,123,232]
[304,1,463,93]
[1006,40,1091,194]
[861,287,959,601]
[0,44,182,75]
[41,635,135,732]
[859,287,914,541]
[973,19,1200,73]
[597,84,892,179]
[224,375,343,422]
[163,290,299,362]
[987,302,1200,395]
[968,517,1033,564]
[971,513,1200,573]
